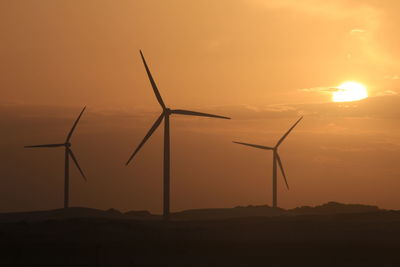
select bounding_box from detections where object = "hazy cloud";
[299,86,338,93]
[350,28,367,35]
[203,95,400,121]
[3,94,400,128]
[384,75,400,80]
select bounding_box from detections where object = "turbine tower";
[24,107,87,209]
[233,117,302,208]
[126,50,231,219]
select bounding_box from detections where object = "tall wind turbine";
[233,117,302,208]
[126,50,231,219]
[24,107,87,209]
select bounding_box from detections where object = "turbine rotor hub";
[65,142,71,147]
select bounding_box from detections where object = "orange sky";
[1,0,400,213]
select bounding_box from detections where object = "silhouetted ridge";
[124,210,152,217]
[172,205,285,220]
[171,202,382,220]
[0,202,383,222]
[0,207,156,222]
[289,201,380,215]
[106,208,122,215]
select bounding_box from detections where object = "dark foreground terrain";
[1,203,400,266]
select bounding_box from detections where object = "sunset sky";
[1,0,400,213]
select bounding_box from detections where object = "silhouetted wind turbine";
[233,117,303,208]
[24,107,87,209]
[126,50,231,219]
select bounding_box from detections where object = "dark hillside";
[0,203,399,266]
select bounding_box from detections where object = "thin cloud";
[384,75,400,80]
[300,86,338,93]
[350,28,367,34]
[3,94,400,135]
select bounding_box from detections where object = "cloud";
[3,93,400,141]
[295,95,400,119]
[299,86,338,93]
[4,96,396,128]
[250,0,381,23]
[204,39,223,51]
[384,75,400,80]
[226,95,400,120]
[250,0,400,71]
[313,155,342,164]
[350,28,367,34]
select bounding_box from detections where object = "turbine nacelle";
[164,108,172,115]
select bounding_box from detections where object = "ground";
[1,205,400,266]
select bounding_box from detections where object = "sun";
[332,82,368,102]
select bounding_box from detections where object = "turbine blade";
[171,109,230,120]
[276,153,289,190]
[139,50,166,109]
[232,141,274,150]
[276,116,303,147]
[66,106,86,142]
[68,148,86,181]
[24,143,65,148]
[126,112,164,165]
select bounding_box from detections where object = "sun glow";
[332,82,368,102]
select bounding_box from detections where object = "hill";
[0,207,158,222]
[172,201,381,220]
[0,202,382,222]
[1,207,400,266]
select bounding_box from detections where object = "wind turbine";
[126,50,231,219]
[24,107,87,209]
[233,117,302,208]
